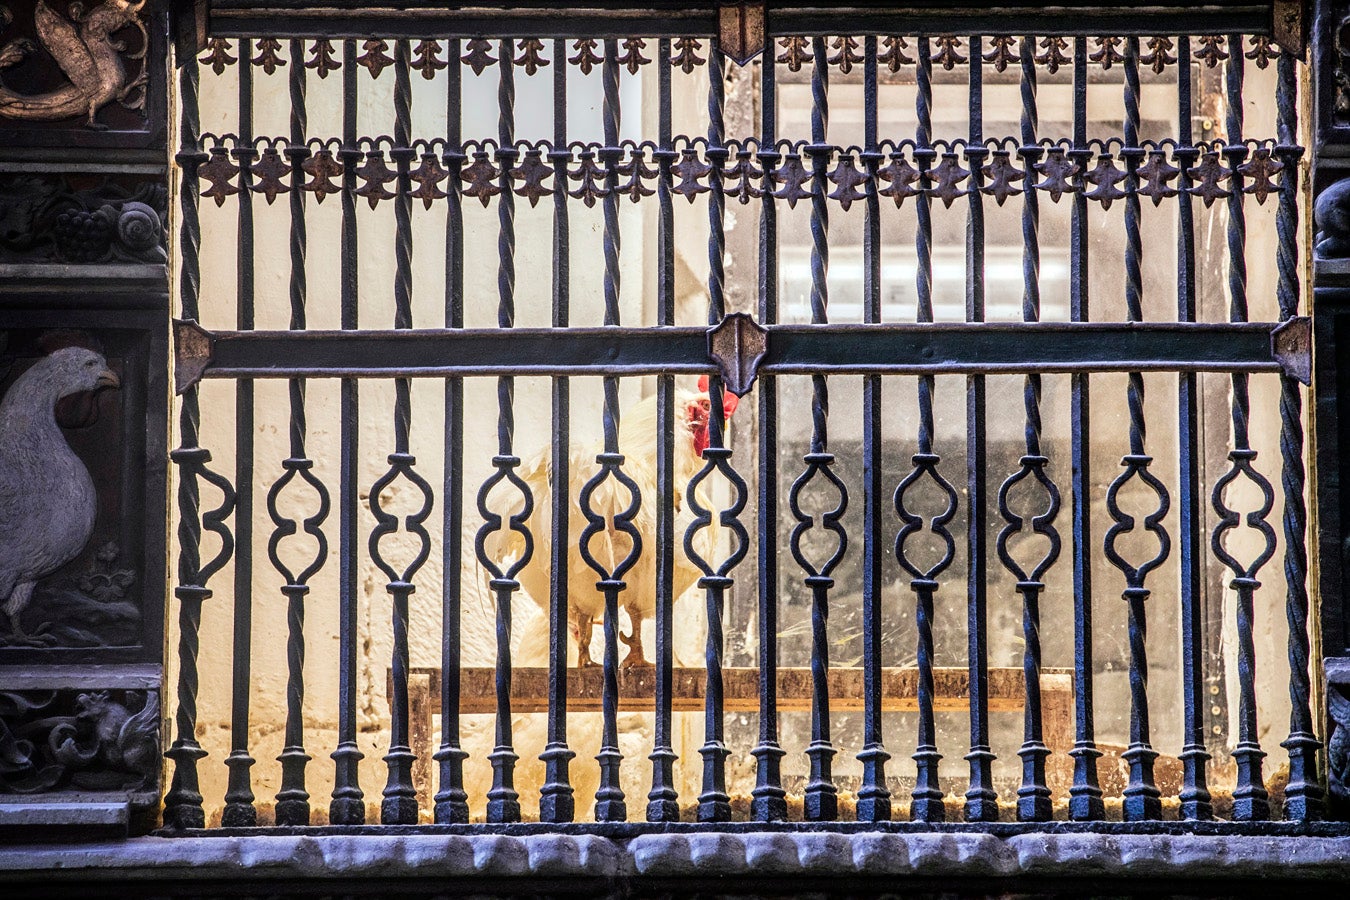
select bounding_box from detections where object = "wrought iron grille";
[166,8,1323,829]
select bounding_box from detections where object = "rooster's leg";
[619,606,652,669]
[574,613,598,668]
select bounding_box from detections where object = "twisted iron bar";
[1274,47,1322,822]
[1212,35,1273,822]
[1102,35,1169,823]
[165,49,215,832]
[271,38,329,827]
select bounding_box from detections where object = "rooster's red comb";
[698,374,739,417]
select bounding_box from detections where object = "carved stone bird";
[0,0,147,127]
[0,347,119,644]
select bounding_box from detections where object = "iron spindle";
[856,33,892,824]
[696,43,732,824]
[435,37,471,826]
[478,37,526,824]
[1066,33,1104,823]
[963,33,996,824]
[1212,35,1273,822]
[1104,34,1169,822]
[223,37,258,829]
[898,35,955,823]
[751,35,787,824]
[371,39,432,827]
[166,48,231,831]
[647,36,680,824]
[330,36,366,827]
[541,35,577,825]
[997,34,1060,823]
[272,37,329,828]
[795,33,842,824]
[1275,46,1322,822]
[1174,35,1214,822]
[580,38,641,823]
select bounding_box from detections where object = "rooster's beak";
[96,369,121,389]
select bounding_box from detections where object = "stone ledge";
[2,832,1349,882]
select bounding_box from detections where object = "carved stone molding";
[0,173,166,264]
[0,688,158,795]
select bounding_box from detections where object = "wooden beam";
[394,666,1073,715]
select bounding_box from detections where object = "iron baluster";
[540,35,577,826]
[963,33,996,824]
[793,34,843,824]
[1212,36,1273,822]
[434,36,470,826]
[166,49,236,831]
[899,35,956,823]
[223,37,257,829]
[1104,35,1169,822]
[995,34,1060,823]
[1275,46,1322,822]
[1175,35,1214,822]
[647,36,679,824]
[1066,33,1104,823]
[856,32,892,824]
[369,39,433,827]
[750,35,787,824]
[330,36,365,827]
[690,43,738,824]
[684,370,748,824]
[472,38,530,825]
[271,37,330,828]
[577,39,643,823]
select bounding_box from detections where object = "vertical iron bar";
[1276,45,1322,822]
[1117,34,1165,823]
[750,36,786,824]
[698,43,732,825]
[909,34,944,824]
[647,37,680,824]
[1175,35,1214,822]
[380,38,419,826]
[963,33,996,824]
[330,36,366,827]
[594,38,627,823]
[541,36,577,825]
[275,37,315,828]
[487,38,522,824]
[1013,34,1052,823]
[164,46,211,831]
[856,33,891,824]
[222,37,258,829]
[1067,34,1104,823]
[434,37,470,826]
[802,33,838,825]
[1221,35,1270,823]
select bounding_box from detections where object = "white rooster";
[487,377,738,668]
[0,347,120,644]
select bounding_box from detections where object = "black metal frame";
[162,3,1332,831]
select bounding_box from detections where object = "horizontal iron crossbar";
[173,317,1310,393]
[204,2,1275,41]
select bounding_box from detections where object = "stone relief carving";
[0,336,123,647]
[0,0,146,128]
[1315,177,1350,258]
[1329,682,1350,812]
[0,174,166,264]
[0,689,158,793]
